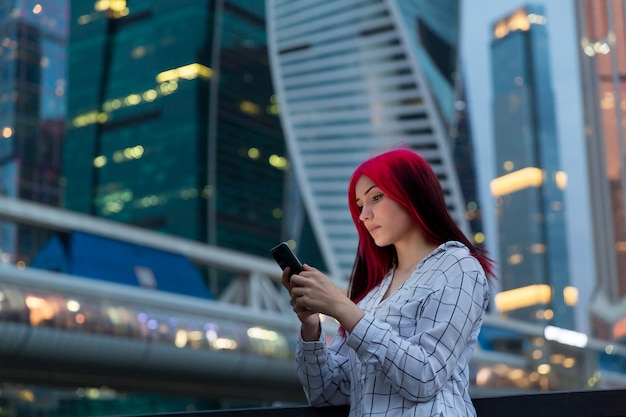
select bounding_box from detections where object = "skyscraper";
[64,1,323,290]
[266,0,484,280]
[490,5,573,329]
[576,0,626,342]
[0,0,67,264]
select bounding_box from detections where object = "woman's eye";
[372,194,383,202]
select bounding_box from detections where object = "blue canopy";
[31,231,214,300]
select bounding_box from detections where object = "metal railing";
[102,389,626,417]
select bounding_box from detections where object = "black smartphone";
[271,242,303,276]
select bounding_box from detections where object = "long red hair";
[347,149,495,305]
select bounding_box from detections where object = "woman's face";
[354,175,415,247]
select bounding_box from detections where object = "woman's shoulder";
[432,240,472,259]
[427,241,484,277]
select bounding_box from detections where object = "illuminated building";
[266,0,485,280]
[490,5,573,329]
[576,0,626,343]
[0,0,67,263]
[64,1,324,279]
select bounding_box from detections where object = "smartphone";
[271,242,303,277]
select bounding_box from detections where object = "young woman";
[282,148,495,417]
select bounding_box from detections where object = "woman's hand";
[283,264,365,334]
[282,266,319,317]
[281,265,320,340]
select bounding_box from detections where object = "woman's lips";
[368,225,380,234]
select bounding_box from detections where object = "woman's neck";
[394,235,438,272]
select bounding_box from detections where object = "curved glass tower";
[266,0,475,280]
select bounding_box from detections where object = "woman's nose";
[359,206,371,221]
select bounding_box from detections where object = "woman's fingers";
[282,267,296,291]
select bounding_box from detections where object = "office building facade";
[490,5,573,329]
[0,0,67,264]
[576,0,626,342]
[266,0,484,280]
[65,1,322,277]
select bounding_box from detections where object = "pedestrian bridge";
[0,196,625,405]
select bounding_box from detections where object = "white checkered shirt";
[296,241,490,417]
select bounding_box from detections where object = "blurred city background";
[0,0,625,415]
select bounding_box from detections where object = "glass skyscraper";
[490,5,573,329]
[64,1,323,288]
[266,0,485,280]
[0,0,67,264]
[576,0,626,343]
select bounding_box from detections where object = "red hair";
[347,149,495,305]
